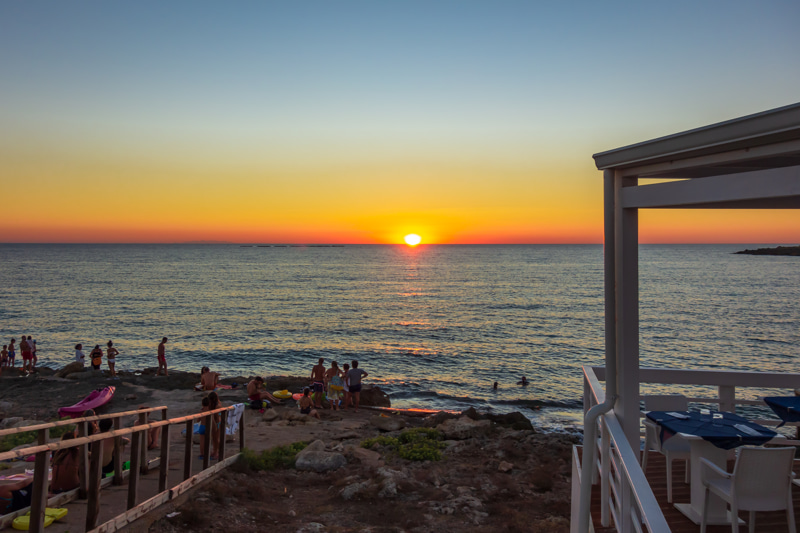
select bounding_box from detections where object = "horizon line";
[1,241,798,246]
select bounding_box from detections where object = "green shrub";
[238,442,308,471]
[50,421,76,439]
[0,432,36,453]
[0,419,76,453]
[361,428,445,462]
[361,435,399,450]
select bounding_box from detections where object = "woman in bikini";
[298,388,321,419]
[106,340,119,378]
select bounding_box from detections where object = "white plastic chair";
[641,394,690,503]
[700,446,796,533]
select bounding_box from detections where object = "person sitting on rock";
[51,431,80,493]
[247,376,283,405]
[298,388,320,419]
[199,366,219,391]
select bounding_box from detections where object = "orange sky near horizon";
[2,2,799,245]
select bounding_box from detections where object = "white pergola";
[577,102,800,532]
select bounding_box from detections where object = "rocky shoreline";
[0,365,576,532]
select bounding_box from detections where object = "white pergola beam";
[621,165,800,209]
[616,138,800,179]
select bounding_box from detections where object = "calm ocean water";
[1,244,798,430]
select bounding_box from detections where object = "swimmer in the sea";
[518,376,529,386]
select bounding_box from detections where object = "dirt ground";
[0,367,576,533]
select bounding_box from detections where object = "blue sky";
[1,1,799,243]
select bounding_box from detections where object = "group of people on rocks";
[242,358,369,419]
[1,336,38,375]
[309,358,368,412]
[74,340,121,377]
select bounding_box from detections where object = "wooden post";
[138,411,149,474]
[183,419,193,480]
[28,429,50,533]
[127,427,141,510]
[218,410,228,461]
[239,408,246,450]
[78,420,89,499]
[86,439,103,530]
[113,415,124,485]
[718,385,736,413]
[202,414,211,469]
[158,423,170,492]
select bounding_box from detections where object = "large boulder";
[459,408,534,431]
[437,417,492,440]
[359,386,390,407]
[56,362,86,378]
[370,415,406,432]
[423,411,459,428]
[295,440,347,472]
[348,446,384,469]
[0,417,24,430]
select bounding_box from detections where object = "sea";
[1,244,798,432]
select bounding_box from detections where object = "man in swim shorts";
[310,358,326,409]
[19,336,32,373]
[346,360,368,412]
[157,337,168,376]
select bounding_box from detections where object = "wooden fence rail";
[0,404,245,533]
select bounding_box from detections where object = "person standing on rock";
[90,345,103,370]
[310,358,326,409]
[106,340,119,378]
[156,337,168,376]
[74,343,85,366]
[30,338,37,371]
[346,360,368,413]
[19,336,31,373]
[7,339,16,368]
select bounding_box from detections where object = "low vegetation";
[0,420,75,453]
[237,442,308,471]
[361,427,446,461]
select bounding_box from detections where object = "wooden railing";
[574,366,669,533]
[0,404,246,533]
[575,365,800,532]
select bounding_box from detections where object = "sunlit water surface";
[1,244,797,431]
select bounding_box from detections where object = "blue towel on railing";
[646,410,776,450]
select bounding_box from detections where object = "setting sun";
[404,234,422,246]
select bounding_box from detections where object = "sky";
[1,1,799,244]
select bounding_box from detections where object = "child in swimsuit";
[298,388,321,419]
[7,339,15,368]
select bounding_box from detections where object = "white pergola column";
[614,172,640,453]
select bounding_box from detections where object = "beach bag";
[329,374,344,391]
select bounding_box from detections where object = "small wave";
[492,398,583,409]
[482,303,545,311]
